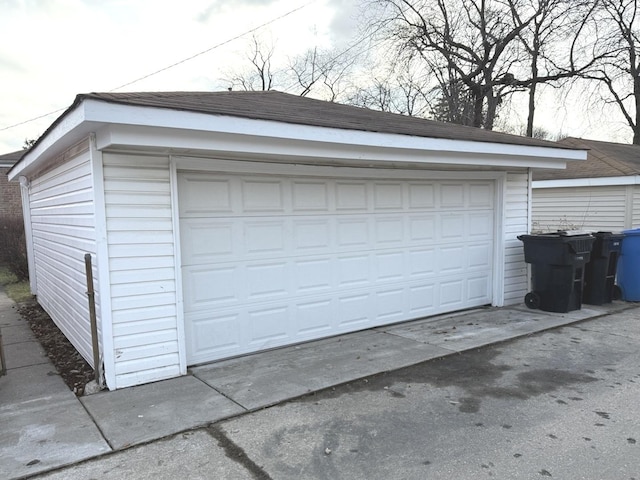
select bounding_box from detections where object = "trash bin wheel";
[525,291,541,309]
[613,285,622,301]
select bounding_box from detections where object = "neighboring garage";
[9,91,586,389]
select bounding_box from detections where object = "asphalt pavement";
[1,286,638,479]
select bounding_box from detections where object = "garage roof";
[533,137,640,181]
[0,150,24,168]
[54,90,572,150]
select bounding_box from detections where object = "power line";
[0,108,66,132]
[0,1,317,133]
[110,1,317,92]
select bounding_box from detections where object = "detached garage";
[9,91,585,390]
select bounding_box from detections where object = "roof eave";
[9,97,588,179]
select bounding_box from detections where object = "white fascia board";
[84,99,586,169]
[533,175,640,188]
[9,106,84,180]
[10,97,587,180]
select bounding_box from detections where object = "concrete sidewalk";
[0,286,636,479]
[0,291,110,479]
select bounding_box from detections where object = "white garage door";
[179,170,494,365]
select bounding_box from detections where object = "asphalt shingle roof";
[533,137,640,181]
[0,150,23,166]
[74,90,574,150]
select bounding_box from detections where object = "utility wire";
[110,1,316,92]
[0,0,317,132]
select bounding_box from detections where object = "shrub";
[0,216,29,281]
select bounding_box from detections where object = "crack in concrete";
[207,425,272,480]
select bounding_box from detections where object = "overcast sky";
[0,0,360,153]
[0,0,632,155]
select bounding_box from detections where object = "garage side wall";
[102,153,181,388]
[28,141,97,365]
[532,185,628,232]
[633,185,640,228]
[503,172,529,306]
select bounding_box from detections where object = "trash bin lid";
[622,228,640,236]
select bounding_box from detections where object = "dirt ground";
[18,301,95,396]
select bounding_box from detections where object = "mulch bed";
[18,301,95,396]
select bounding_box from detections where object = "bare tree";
[224,35,277,91]
[347,56,432,116]
[368,0,538,129]
[367,0,601,132]
[513,0,602,136]
[287,47,358,101]
[583,0,640,143]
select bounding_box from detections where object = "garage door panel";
[439,246,466,273]
[441,214,466,239]
[375,252,405,281]
[336,181,368,210]
[337,293,372,328]
[183,265,239,309]
[337,254,370,286]
[374,182,403,209]
[408,249,437,277]
[468,212,493,238]
[292,181,329,211]
[468,243,492,268]
[179,175,233,215]
[440,183,465,207]
[294,258,333,293]
[247,262,289,299]
[408,284,436,314]
[244,221,286,254]
[375,217,404,244]
[186,311,241,361]
[408,183,436,208]
[375,287,406,322]
[241,179,285,211]
[247,306,290,347]
[295,299,333,335]
[293,219,331,250]
[180,172,495,365]
[409,215,437,241]
[440,279,465,307]
[468,275,491,301]
[337,218,370,247]
[181,219,236,264]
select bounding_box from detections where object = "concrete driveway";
[28,306,640,479]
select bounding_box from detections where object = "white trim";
[8,107,89,181]
[492,173,507,307]
[625,185,634,229]
[10,98,588,180]
[85,100,586,161]
[533,175,640,189]
[98,124,579,170]
[169,156,187,375]
[174,156,507,180]
[18,176,36,294]
[90,134,116,390]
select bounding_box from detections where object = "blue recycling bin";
[617,228,640,301]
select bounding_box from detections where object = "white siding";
[503,172,529,306]
[633,186,640,228]
[102,153,180,388]
[532,186,628,232]
[29,142,97,366]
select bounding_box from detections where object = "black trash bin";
[518,232,595,313]
[583,231,624,305]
